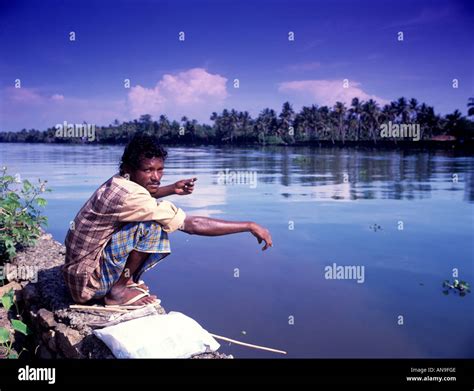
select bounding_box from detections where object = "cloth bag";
[93,311,220,358]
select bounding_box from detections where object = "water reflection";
[1,143,473,358]
[2,144,473,205]
[186,147,474,202]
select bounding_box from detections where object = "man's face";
[127,156,164,196]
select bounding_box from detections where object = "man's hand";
[249,222,273,251]
[174,178,197,195]
[181,217,274,251]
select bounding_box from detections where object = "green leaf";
[36,198,47,207]
[4,238,14,248]
[1,291,13,311]
[11,320,30,335]
[7,192,20,201]
[23,180,32,191]
[0,327,10,343]
[8,352,19,359]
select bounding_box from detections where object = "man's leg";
[104,250,157,306]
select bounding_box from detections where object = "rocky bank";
[0,232,231,359]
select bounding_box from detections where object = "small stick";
[209,333,287,355]
[69,305,129,313]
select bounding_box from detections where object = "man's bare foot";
[104,285,157,306]
[126,280,149,291]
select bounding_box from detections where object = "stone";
[22,284,39,303]
[37,309,57,329]
[38,343,54,359]
[55,324,84,359]
[0,281,22,297]
[42,330,57,352]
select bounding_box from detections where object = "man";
[63,134,273,308]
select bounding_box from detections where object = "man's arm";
[180,216,273,251]
[153,178,197,199]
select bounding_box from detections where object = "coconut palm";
[394,97,410,123]
[350,97,363,141]
[255,108,278,144]
[332,102,347,144]
[278,101,295,141]
[362,99,381,144]
[409,98,419,122]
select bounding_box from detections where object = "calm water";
[1,143,473,358]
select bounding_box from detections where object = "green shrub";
[0,167,51,262]
[0,288,31,358]
[265,136,285,145]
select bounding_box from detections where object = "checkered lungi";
[92,221,171,299]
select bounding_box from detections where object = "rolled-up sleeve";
[119,191,186,233]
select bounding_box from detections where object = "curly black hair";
[119,133,168,175]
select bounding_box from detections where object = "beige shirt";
[63,174,186,303]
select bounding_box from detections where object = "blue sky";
[0,0,472,131]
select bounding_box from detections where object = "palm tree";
[444,110,464,138]
[255,108,278,144]
[318,106,331,141]
[295,106,315,141]
[158,114,171,138]
[190,119,198,143]
[180,116,189,138]
[139,114,153,133]
[394,97,410,123]
[362,99,381,144]
[239,111,252,142]
[332,101,347,144]
[334,102,347,144]
[229,109,239,143]
[417,103,439,139]
[350,97,363,141]
[278,101,295,142]
[409,98,419,122]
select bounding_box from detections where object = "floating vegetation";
[369,224,383,232]
[442,279,471,297]
[293,156,311,165]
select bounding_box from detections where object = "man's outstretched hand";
[174,177,197,195]
[180,216,273,251]
[250,222,273,251]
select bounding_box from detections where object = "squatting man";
[63,134,273,307]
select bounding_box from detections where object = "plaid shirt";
[62,173,186,303]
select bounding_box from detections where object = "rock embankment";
[0,232,231,359]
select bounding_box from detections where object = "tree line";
[1,97,473,146]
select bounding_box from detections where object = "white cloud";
[0,87,126,131]
[127,68,228,121]
[51,94,65,101]
[278,79,389,106]
[287,62,322,71]
[385,6,458,28]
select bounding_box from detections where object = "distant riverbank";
[1,139,473,152]
[1,98,473,148]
